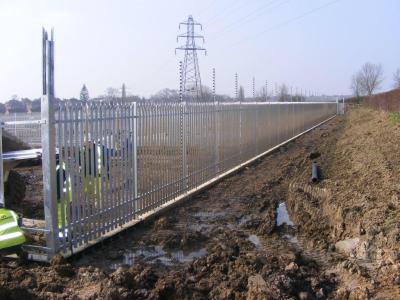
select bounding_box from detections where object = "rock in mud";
[298,291,310,300]
[285,262,299,272]
[335,238,360,256]
[247,274,268,300]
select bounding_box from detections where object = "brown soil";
[1,106,399,299]
[2,131,31,152]
[7,166,44,219]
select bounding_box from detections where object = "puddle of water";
[276,202,294,226]
[169,248,207,263]
[189,223,213,232]
[247,234,261,248]
[193,211,226,218]
[111,245,207,270]
[238,215,251,226]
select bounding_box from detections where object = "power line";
[208,0,289,41]
[203,0,244,26]
[229,0,342,48]
[197,0,219,19]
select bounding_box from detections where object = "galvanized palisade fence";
[25,29,338,260]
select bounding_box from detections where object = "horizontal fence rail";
[1,113,42,147]
[50,101,337,254]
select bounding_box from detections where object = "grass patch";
[388,112,400,124]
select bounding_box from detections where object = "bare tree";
[278,84,290,102]
[354,63,383,96]
[350,73,363,98]
[256,86,270,101]
[150,88,179,102]
[105,87,119,100]
[393,68,400,89]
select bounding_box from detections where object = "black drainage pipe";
[311,162,319,183]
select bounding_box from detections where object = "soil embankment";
[1,106,399,299]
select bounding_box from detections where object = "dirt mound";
[286,106,400,298]
[2,131,31,152]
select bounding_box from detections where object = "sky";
[0,0,399,101]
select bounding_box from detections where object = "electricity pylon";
[176,15,206,101]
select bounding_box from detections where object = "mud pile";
[286,106,400,299]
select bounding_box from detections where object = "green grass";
[388,112,400,124]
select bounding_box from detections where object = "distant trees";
[200,86,213,102]
[80,84,89,102]
[350,74,363,98]
[238,86,245,101]
[351,63,383,97]
[291,94,305,102]
[393,69,400,89]
[150,88,180,102]
[31,99,41,112]
[0,103,6,114]
[278,84,290,102]
[256,86,268,101]
[105,87,119,100]
[6,99,27,113]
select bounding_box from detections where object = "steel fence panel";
[46,101,337,254]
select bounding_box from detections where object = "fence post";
[133,102,138,213]
[336,98,339,115]
[253,77,258,155]
[0,122,4,207]
[235,73,242,161]
[179,61,188,191]
[213,68,220,174]
[14,113,17,136]
[41,28,58,257]
[342,97,345,115]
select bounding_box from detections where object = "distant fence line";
[1,112,42,147]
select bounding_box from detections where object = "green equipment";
[0,207,26,253]
[0,149,41,254]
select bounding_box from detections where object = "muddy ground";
[1,106,399,299]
